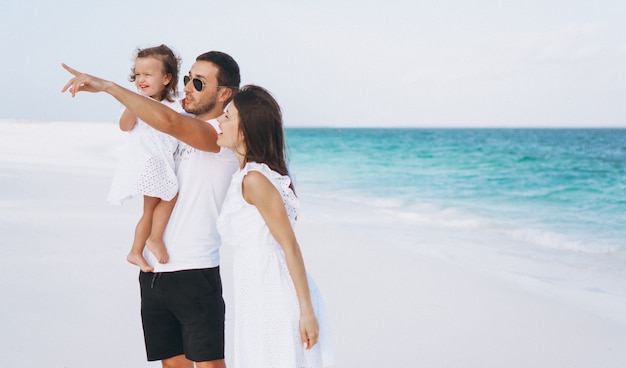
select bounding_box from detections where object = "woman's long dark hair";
[234,85,292,190]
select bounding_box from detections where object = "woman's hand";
[300,311,320,349]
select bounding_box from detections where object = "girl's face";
[217,102,245,154]
[133,57,171,100]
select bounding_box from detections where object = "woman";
[216,85,335,367]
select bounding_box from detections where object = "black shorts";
[139,268,225,362]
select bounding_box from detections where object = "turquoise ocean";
[286,128,626,290]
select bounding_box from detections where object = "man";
[62,51,240,368]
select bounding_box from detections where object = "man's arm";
[61,63,219,152]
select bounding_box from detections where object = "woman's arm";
[242,170,320,349]
[61,63,219,152]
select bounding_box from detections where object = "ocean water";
[286,128,626,276]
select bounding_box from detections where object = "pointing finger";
[61,63,79,76]
[60,63,80,96]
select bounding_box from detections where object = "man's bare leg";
[160,355,225,368]
[161,354,193,368]
[196,359,226,368]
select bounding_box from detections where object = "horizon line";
[1,118,625,129]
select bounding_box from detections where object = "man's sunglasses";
[183,75,225,92]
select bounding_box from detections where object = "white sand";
[1,120,625,367]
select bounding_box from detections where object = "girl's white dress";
[218,162,335,368]
[107,98,183,204]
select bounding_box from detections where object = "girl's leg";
[127,196,160,272]
[146,193,177,265]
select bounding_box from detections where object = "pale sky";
[3,0,626,127]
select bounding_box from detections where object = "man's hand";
[61,63,111,97]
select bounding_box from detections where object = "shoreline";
[290,215,626,367]
[1,120,625,367]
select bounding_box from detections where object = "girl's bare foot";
[146,238,169,264]
[127,252,154,272]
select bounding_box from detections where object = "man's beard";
[184,98,217,117]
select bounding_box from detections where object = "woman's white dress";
[107,98,182,204]
[218,162,335,368]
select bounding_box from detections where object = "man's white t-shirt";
[144,119,239,272]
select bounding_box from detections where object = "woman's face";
[217,102,243,152]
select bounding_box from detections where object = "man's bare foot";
[146,238,169,264]
[127,252,154,272]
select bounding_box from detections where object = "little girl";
[107,44,183,272]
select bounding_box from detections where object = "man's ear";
[218,87,233,103]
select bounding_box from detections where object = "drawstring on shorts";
[151,273,162,289]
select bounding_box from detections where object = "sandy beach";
[1,120,625,367]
